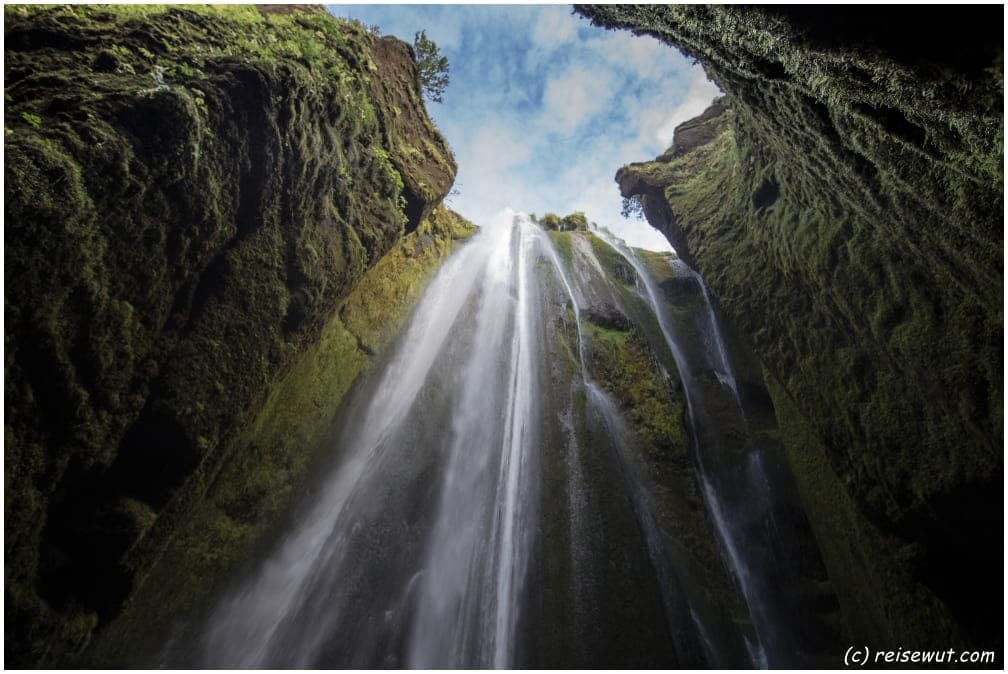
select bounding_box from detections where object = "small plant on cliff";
[621,195,644,220]
[536,212,589,232]
[539,213,562,230]
[562,212,589,231]
[413,30,449,103]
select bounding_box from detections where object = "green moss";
[118,496,158,532]
[763,369,963,649]
[20,111,42,128]
[342,206,475,353]
[6,5,372,83]
[670,101,998,493]
[579,234,685,381]
[85,206,476,666]
[583,321,687,458]
[583,4,1002,651]
[584,232,636,284]
[5,5,459,665]
[547,230,573,267]
[580,6,1001,184]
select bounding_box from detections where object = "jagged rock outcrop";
[576,4,1003,656]
[4,5,459,665]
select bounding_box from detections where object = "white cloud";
[523,8,579,75]
[540,65,615,134]
[328,5,717,252]
[655,67,722,147]
[445,118,548,225]
[531,6,580,48]
[587,31,681,81]
[462,120,533,170]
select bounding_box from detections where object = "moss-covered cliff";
[86,206,476,667]
[4,5,461,665]
[530,225,752,667]
[577,5,1002,654]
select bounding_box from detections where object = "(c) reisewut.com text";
[844,646,997,667]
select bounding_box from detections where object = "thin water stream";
[602,233,836,667]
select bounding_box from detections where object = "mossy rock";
[83,205,476,666]
[4,5,456,665]
[577,4,1002,653]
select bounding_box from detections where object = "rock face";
[533,227,749,667]
[576,4,1002,655]
[4,6,458,665]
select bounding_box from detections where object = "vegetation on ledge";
[533,211,591,232]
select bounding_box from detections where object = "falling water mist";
[192,212,550,668]
[155,212,836,668]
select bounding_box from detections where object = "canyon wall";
[577,4,1003,654]
[4,5,463,664]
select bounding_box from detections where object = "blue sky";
[327,5,720,250]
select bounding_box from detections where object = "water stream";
[601,232,835,667]
[164,214,833,668]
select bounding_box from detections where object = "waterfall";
[170,214,831,669]
[599,232,833,667]
[406,214,538,668]
[546,229,724,667]
[199,212,544,668]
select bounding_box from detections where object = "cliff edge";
[577,4,1003,655]
[4,5,458,665]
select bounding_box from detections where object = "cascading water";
[193,212,550,668]
[600,232,836,667]
[157,213,834,669]
[531,229,720,667]
[406,215,538,668]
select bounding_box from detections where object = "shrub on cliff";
[538,212,590,232]
[621,195,644,220]
[562,212,590,231]
[413,30,449,103]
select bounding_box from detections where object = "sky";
[327,4,721,250]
